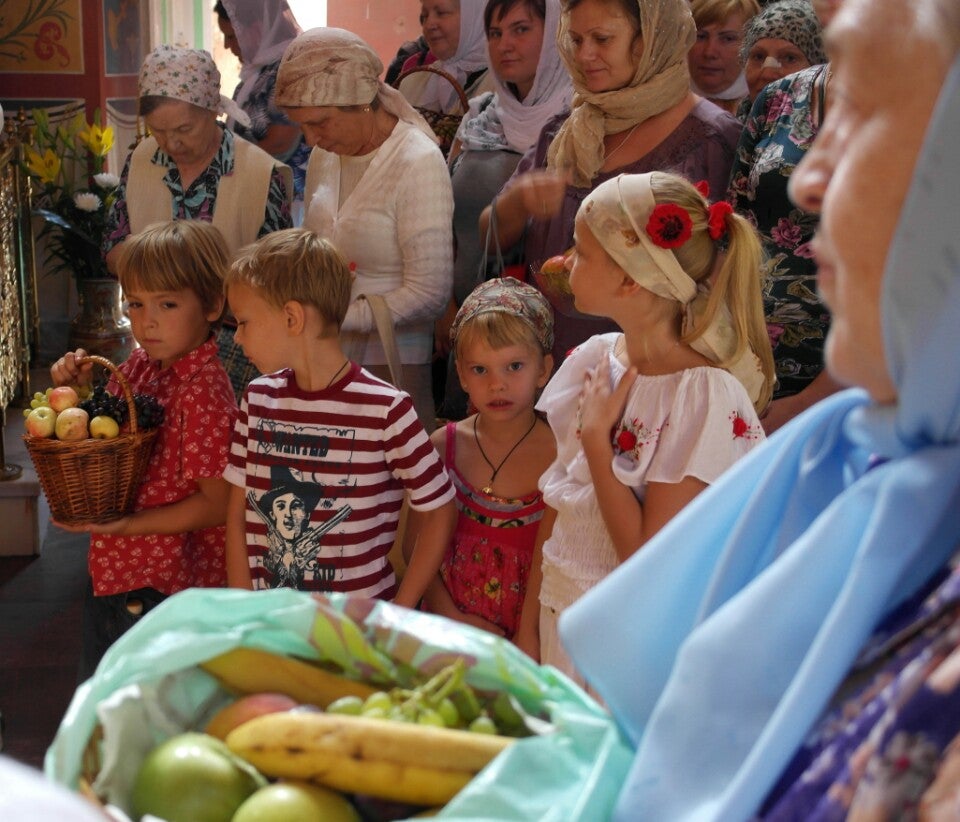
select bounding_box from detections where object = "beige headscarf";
[275,27,437,142]
[581,173,766,406]
[548,0,695,187]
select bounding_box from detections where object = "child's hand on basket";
[51,349,95,388]
[51,516,130,535]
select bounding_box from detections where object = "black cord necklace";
[473,414,538,495]
[325,359,349,389]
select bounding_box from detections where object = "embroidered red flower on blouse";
[646,204,693,249]
[348,261,357,272]
[616,429,638,452]
[730,413,762,440]
[708,201,734,241]
[694,180,711,198]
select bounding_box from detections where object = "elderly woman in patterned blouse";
[102,45,293,398]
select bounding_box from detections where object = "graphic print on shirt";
[248,419,356,589]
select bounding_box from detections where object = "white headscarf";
[416,0,490,112]
[459,0,572,153]
[221,0,302,108]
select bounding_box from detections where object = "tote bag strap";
[478,195,506,287]
[358,294,404,390]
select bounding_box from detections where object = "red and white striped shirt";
[224,364,453,596]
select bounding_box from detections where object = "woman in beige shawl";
[480,0,743,366]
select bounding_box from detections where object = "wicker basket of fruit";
[23,355,162,526]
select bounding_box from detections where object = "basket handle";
[76,354,140,435]
[392,63,471,112]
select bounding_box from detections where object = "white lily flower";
[73,192,102,212]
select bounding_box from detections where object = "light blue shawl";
[560,58,960,821]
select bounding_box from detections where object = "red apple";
[55,407,89,441]
[204,693,299,741]
[25,406,57,438]
[48,385,80,413]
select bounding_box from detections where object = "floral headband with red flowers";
[645,181,733,249]
[579,172,765,405]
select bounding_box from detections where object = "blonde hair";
[453,312,546,361]
[225,228,352,334]
[650,172,775,412]
[689,0,761,28]
[117,220,228,320]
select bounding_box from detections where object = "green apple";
[131,732,266,822]
[232,781,361,822]
[89,415,120,440]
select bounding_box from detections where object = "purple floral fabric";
[757,547,960,820]
[231,60,310,200]
[728,65,829,399]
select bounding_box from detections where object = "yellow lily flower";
[25,147,61,184]
[79,123,115,157]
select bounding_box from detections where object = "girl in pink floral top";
[410,278,556,640]
[514,171,774,684]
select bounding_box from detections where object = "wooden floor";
[0,525,87,769]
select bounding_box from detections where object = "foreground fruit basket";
[24,355,159,525]
[46,589,631,821]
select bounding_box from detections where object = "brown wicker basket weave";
[393,63,470,157]
[24,355,159,525]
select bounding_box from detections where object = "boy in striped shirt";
[222,228,455,606]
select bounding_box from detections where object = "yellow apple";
[89,415,120,440]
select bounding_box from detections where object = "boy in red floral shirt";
[52,220,238,681]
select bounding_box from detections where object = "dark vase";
[68,278,136,365]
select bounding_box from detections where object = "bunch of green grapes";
[326,659,526,736]
[22,388,53,418]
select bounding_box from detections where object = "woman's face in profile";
[487,2,546,101]
[565,0,642,94]
[789,0,948,402]
[217,15,242,60]
[421,0,461,61]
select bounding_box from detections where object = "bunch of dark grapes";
[77,383,164,430]
[129,394,164,430]
[78,382,125,423]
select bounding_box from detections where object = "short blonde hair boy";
[226,228,352,333]
[117,220,229,319]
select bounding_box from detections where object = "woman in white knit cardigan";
[276,27,454,432]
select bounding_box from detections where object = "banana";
[199,648,377,708]
[225,711,515,806]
